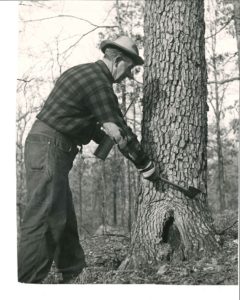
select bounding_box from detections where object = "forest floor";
[44,210,238,285]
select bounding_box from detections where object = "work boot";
[59,273,79,284]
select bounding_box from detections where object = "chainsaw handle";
[94,135,115,160]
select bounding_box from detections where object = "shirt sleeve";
[118,128,151,169]
[86,86,126,127]
[87,86,151,169]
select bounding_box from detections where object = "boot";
[59,273,78,284]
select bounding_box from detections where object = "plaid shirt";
[37,60,150,168]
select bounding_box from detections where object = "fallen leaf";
[215,265,224,272]
[180,268,188,276]
[211,258,218,265]
[157,265,168,275]
[203,266,214,271]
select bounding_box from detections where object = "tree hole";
[162,215,181,251]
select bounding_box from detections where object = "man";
[18,36,156,284]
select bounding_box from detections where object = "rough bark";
[209,15,226,210]
[120,0,220,270]
[112,147,118,226]
[101,162,107,232]
[127,160,132,232]
[78,159,83,235]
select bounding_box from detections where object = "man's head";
[100,36,144,83]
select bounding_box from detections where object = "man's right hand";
[102,122,127,148]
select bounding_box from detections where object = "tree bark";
[121,0,220,269]
[78,157,83,235]
[127,160,132,232]
[112,147,118,226]
[101,162,107,233]
[16,112,28,224]
[209,14,226,210]
[232,0,240,206]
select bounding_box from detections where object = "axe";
[156,176,201,199]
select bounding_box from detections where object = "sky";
[16,0,239,125]
[18,1,114,74]
[0,1,238,300]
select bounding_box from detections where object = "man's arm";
[87,87,156,180]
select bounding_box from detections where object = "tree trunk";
[101,162,107,233]
[216,116,225,210]
[232,0,240,206]
[112,147,118,226]
[121,0,220,269]
[210,20,226,209]
[16,118,28,225]
[120,83,129,229]
[127,160,132,233]
[78,158,83,235]
[233,0,240,74]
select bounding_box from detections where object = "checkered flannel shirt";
[37,60,150,168]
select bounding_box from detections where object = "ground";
[44,209,238,284]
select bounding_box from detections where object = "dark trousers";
[18,119,86,283]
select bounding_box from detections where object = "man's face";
[113,57,135,83]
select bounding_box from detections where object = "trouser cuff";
[58,261,87,276]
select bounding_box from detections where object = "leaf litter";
[44,211,238,284]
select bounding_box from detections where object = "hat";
[100,36,144,66]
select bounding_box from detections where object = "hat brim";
[100,40,144,66]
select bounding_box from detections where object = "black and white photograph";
[0,0,239,298]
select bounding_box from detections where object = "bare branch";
[17,78,34,83]
[208,85,217,116]
[61,27,99,62]
[116,0,125,34]
[16,111,31,123]
[208,98,217,116]
[205,15,234,39]
[17,106,41,123]
[208,77,240,84]
[102,5,115,24]
[126,118,141,126]
[219,78,231,113]
[22,14,118,29]
[222,52,239,67]
[19,3,33,7]
[216,220,238,235]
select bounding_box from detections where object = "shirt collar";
[95,60,114,84]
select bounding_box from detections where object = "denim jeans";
[18,119,86,283]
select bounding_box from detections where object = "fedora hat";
[100,36,144,65]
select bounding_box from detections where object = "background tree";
[205,0,239,212]
[95,0,144,233]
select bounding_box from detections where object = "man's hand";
[138,161,157,181]
[102,122,127,148]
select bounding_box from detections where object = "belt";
[29,119,78,153]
